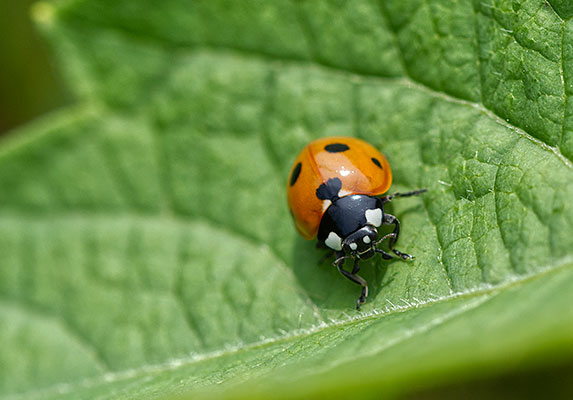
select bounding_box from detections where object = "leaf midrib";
[7,256,573,400]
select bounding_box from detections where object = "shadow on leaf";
[290,235,393,311]
[289,201,426,311]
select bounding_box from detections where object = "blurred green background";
[0,0,68,136]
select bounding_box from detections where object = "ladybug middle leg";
[334,256,368,309]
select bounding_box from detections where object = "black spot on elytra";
[316,178,342,201]
[324,143,349,153]
[290,162,302,186]
[371,157,383,169]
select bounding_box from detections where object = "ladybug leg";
[334,257,368,309]
[374,232,397,246]
[374,248,394,260]
[381,188,427,203]
[351,258,360,274]
[333,253,350,269]
[382,213,414,261]
[373,233,397,260]
[378,188,425,260]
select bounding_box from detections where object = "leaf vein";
[44,14,573,166]
[10,257,573,400]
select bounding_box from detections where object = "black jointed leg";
[382,213,414,260]
[333,252,351,269]
[335,258,369,309]
[381,188,427,203]
[375,248,394,260]
[373,233,397,259]
[351,258,360,274]
[378,188,425,260]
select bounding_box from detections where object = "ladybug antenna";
[316,178,342,201]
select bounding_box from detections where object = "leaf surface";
[2,0,573,399]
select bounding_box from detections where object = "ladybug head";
[341,225,378,259]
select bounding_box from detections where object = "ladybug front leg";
[374,232,398,259]
[382,213,414,261]
[334,257,369,309]
[382,214,414,260]
[378,188,425,260]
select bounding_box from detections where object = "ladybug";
[287,136,426,309]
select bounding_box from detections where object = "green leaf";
[2,0,573,398]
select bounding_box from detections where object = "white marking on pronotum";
[363,236,371,244]
[338,189,351,197]
[365,208,382,227]
[325,232,343,251]
[349,243,358,251]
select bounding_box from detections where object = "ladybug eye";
[290,162,302,186]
